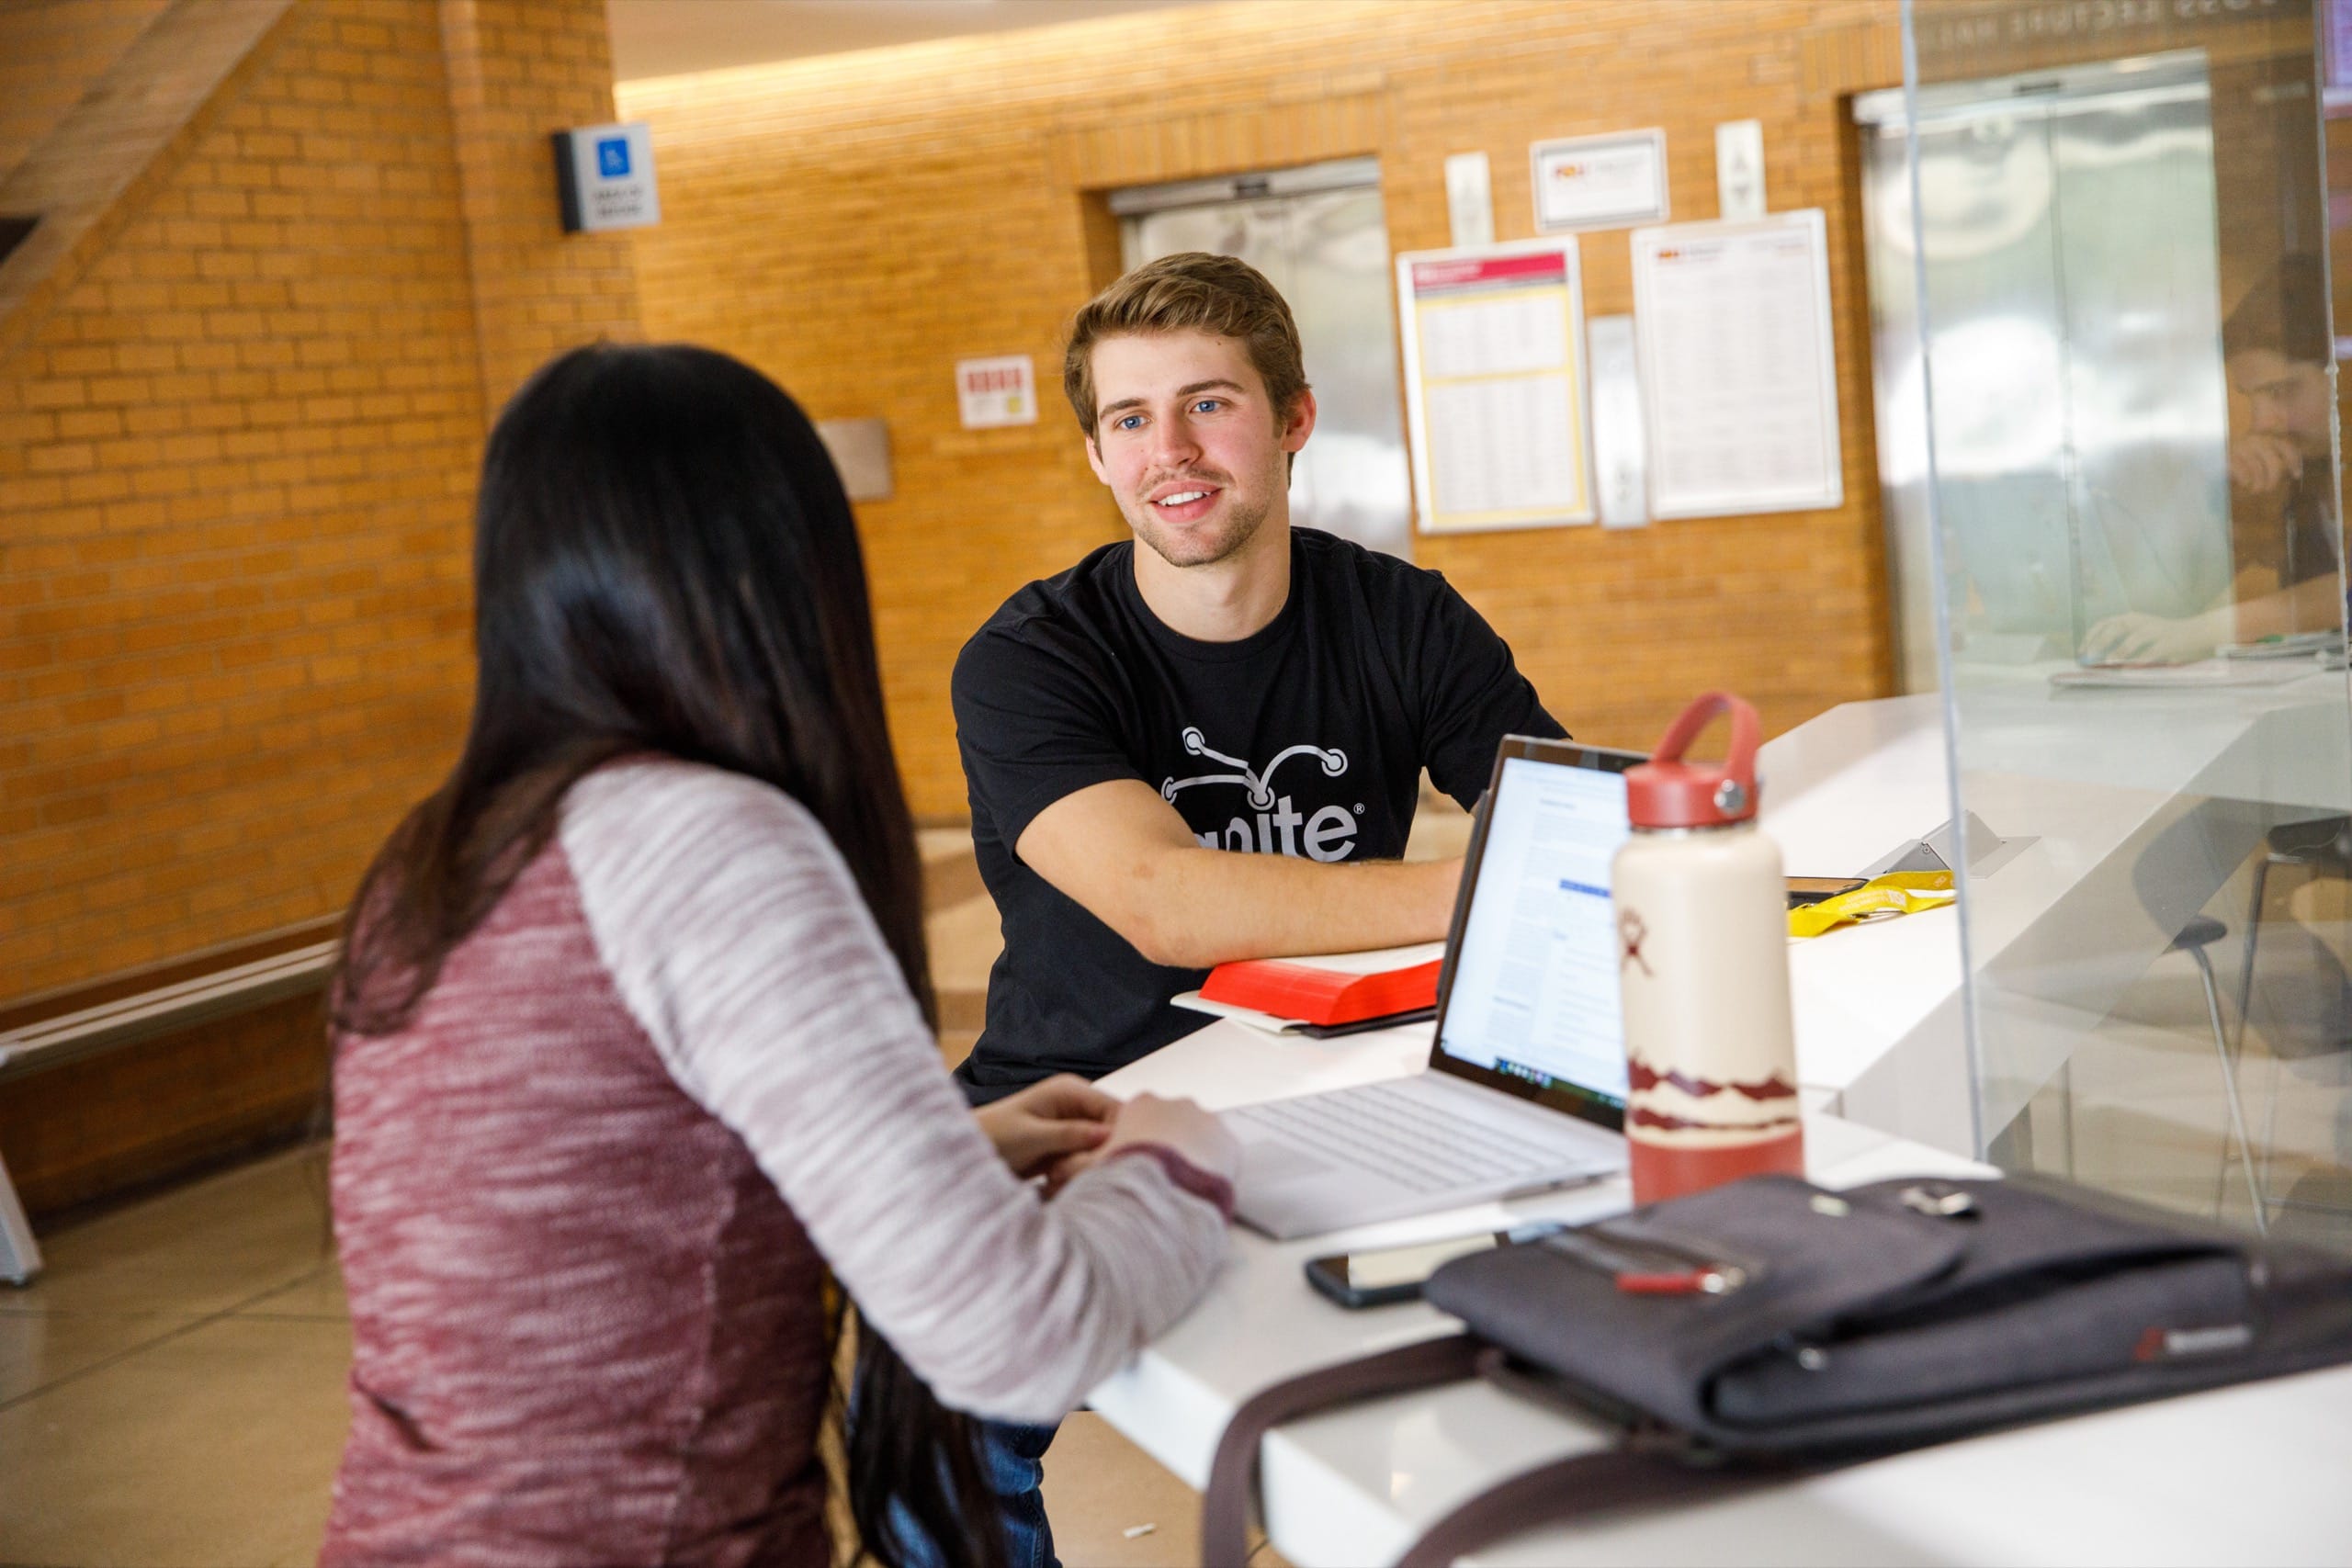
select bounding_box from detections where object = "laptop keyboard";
[1231,1080,1580,1196]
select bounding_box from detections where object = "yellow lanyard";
[1787,872,1957,940]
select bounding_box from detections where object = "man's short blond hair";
[1062,252,1310,441]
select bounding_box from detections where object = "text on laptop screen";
[1437,755,1631,1111]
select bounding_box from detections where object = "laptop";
[1229,735,1642,1240]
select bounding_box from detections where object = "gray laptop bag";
[1203,1174,2352,1566]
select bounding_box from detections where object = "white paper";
[955,355,1036,429]
[1530,129,1668,232]
[1395,242,1595,533]
[1632,211,1842,519]
[1417,292,1568,379]
[1261,941,1447,975]
[1425,378,1581,517]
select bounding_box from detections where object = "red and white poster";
[1395,240,1594,533]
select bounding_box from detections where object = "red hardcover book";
[1197,949,1445,1027]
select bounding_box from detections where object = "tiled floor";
[0,1149,345,1566]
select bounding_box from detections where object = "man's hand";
[974,1074,1116,1186]
[1015,778,1463,968]
[2230,432,2304,495]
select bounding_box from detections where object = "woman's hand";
[974,1074,1117,1185]
[1000,1089,1242,1197]
[2082,607,2228,666]
[1097,1092,1239,1183]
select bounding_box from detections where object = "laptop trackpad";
[1239,1138,1336,1188]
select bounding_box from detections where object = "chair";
[2167,915,2267,1236]
[2129,808,2273,1235]
[2230,815,2352,1227]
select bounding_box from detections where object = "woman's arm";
[559,760,1232,1424]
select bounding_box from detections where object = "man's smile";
[1146,479,1225,524]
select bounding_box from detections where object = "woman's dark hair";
[333,342,1002,1568]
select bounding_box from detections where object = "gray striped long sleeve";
[559,760,1228,1424]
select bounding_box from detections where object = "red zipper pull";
[1616,1269,1708,1294]
[1616,1266,1745,1295]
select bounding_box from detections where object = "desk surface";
[1091,1022,2352,1566]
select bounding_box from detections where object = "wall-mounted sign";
[1631,209,1842,521]
[1396,238,1594,533]
[1586,314,1648,529]
[1715,119,1767,222]
[552,121,660,233]
[956,355,1037,429]
[1530,128,1668,233]
[816,418,892,502]
[1443,151,1495,248]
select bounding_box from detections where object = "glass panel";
[1901,0,2352,1250]
[1123,184,1413,559]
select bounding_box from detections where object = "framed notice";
[955,355,1036,429]
[1396,238,1595,533]
[1630,210,1842,520]
[1530,129,1668,233]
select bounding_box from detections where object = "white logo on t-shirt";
[1160,727,1360,862]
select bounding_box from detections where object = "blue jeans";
[887,1416,1060,1568]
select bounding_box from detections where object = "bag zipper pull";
[1616,1265,1747,1295]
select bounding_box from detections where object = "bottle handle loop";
[1652,691,1760,792]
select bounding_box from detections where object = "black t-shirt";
[2281,464,2341,590]
[949,527,1565,1103]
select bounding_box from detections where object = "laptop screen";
[1429,738,1642,1133]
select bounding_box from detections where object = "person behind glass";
[318,343,1237,1568]
[920,254,1564,1563]
[2087,254,2344,664]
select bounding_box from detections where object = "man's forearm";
[1129,849,1462,968]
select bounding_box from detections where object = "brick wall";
[441,0,642,416]
[0,0,635,1004]
[621,0,1908,818]
[0,0,173,183]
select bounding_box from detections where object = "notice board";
[1395,239,1595,534]
[1630,210,1842,520]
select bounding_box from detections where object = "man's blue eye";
[1192,399,1223,413]
[1115,414,1144,431]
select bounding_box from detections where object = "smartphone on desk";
[1305,1221,1567,1309]
[1786,875,1868,908]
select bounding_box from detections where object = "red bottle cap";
[1625,691,1761,829]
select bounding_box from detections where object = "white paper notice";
[1530,129,1668,233]
[955,355,1036,429]
[1631,211,1842,519]
[1396,243,1594,533]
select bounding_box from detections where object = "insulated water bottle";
[1612,691,1804,1203]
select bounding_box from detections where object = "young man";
[952,250,1566,1104]
[937,249,1565,1566]
[2086,254,2344,664]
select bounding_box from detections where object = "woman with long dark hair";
[319,343,1236,1568]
